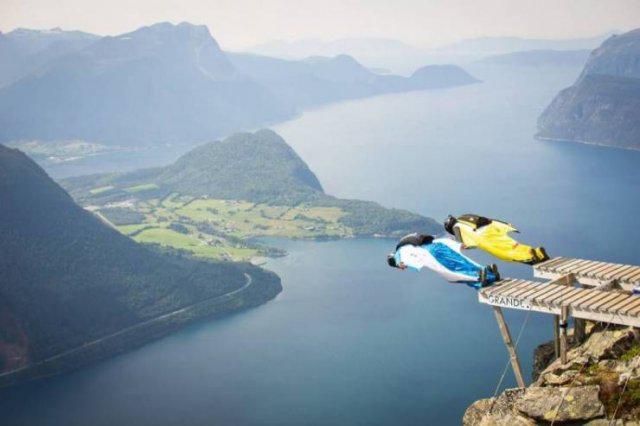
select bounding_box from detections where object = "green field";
[97,193,353,261]
[124,183,159,193]
[89,185,114,195]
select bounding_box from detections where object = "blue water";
[2,64,639,425]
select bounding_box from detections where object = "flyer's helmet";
[444,215,457,235]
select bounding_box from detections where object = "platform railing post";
[492,306,526,388]
[574,284,586,344]
[560,305,569,364]
[553,315,560,359]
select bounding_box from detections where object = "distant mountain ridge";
[0,142,281,381]
[436,33,613,56]
[228,53,478,108]
[0,27,98,87]
[0,22,291,147]
[0,22,478,149]
[537,28,640,150]
[474,49,591,68]
[245,34,611,73]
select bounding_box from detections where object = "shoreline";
[0,272,281,389]
[536,135,640,152]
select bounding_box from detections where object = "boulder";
[514,385,604,422]
[463,389,533,426]
[463,398,494,426]
[477,411,536,426]
[540,369,579,386]
[584,420,624,426]
[576,329,635,361]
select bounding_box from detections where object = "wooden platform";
[478,278,640,328]
[534,257,640,291]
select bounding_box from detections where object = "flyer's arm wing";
[456,225,480,248]
[491,220,518,234]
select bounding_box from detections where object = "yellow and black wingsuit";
[444,214,549,265]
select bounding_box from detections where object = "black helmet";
[444,215,457,235]
[387,254,397,268]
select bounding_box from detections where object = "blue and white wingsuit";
[390,234,498,289]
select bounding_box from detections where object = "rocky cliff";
[537,28,640,150]
[464,326,640,425]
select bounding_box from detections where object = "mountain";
[0,143,281,382]
[537,29,640,150]
[228,53,478,108]
[248,37,422,60]
[0,22,291,147]
[245,35,610,74]
[474,49,591,68]
[0,23,477,149]
[157,130,323,203]
[63,129,440,237]
[438,34,612,56]
[0,27,99,87]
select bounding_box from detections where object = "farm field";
[95,193,353,261]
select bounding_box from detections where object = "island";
[62,129,440,262]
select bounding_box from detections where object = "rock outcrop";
[464,326,640,425]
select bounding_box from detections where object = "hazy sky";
[1,0,639,49]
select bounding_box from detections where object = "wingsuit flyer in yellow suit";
[444,214,549,265]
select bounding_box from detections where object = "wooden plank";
[579,291,616,310]
[539,286,575,305]
[602,265,633,280]
[571,289,605,305]
[555,259,590,273]
[492,306,526,389]
[516,283,548,299]
[575,291,609,309]
[587,293,622,311]
[551,259,582,273]
[598,294,630,313]
[618,296,640,315]
[498,281,533,297]
[548,288,582,307]
[618,267,640,282]
[590,264,622,279]
[586,263,617,278]
[489,280,526,297]
[575,262,608,276]
[625,269,640,283]
[572,261,603,274]
[558,288,589,306]
[577,262,607,276]
[509,284,540,298]
[538,257,570,270]
[561,260,595,273]
[528,284,565,301]
[481,282,511,297]
[539,257,571,271]
[571,309,640,328]
[607,265,636,280]
[535,257,561,270]
[626,301,640,316]
[609,296,638,314]
[537,287,575,306]
[584,262,614,276]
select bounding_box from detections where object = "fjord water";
[2,64,640,425]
